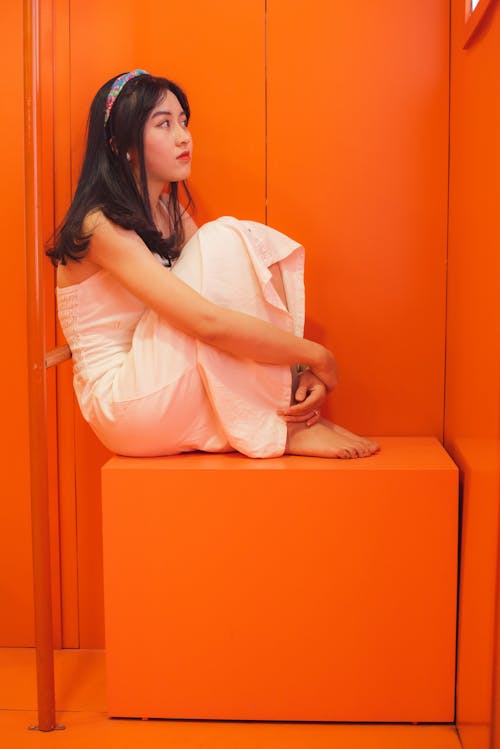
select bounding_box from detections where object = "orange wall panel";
[53,0,80,648]
[445,0,500,440]
[41,0,64,650]
[267,0,450,437]
[0,2,34,645]
[445,1,500,748]
[450,441,499,749]
[493,450,500,749]
[64,0,266,647]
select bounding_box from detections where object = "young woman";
[48,70,379,460]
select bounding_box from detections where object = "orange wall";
[445,2,500,748]
[9,7,500,738]
[267,0,450,437]
[3,0,453,655]
[61,0,267,648]
[0,3,34,646]
[54,0,450,649]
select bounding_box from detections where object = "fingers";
[278,390,324,417]
[294,384,307,402]
[305,409,321,428]
[277,373,327,426]
[278,408,321,426]
[278,391,323,425]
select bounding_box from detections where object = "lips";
[177,151,191,161]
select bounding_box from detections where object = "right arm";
[85,214,338,389]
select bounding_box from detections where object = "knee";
[195,217,247,261]
[196,217,237,240]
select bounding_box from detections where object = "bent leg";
[173,218,303,330]
[170,218,304,457]
[172,218,378,460]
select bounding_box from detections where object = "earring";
[126,152,131,161]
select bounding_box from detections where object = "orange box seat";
[101,437,458,722]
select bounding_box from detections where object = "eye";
[159,119,171,128]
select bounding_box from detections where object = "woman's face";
[135,89,192,189]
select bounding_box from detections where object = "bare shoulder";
[84,209,146,268]
[57,210,108,288]
[81,207,106,237]
[83,209,134,242]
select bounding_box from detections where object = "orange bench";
[101,437,458,722]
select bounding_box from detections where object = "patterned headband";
[104,69,149,126]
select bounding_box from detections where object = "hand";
[278,370,327,427]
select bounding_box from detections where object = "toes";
[348,441,368,458]
[336,440,380,459]
[350,441,380,458]
[365,441,380,455]
[357,439,379,456]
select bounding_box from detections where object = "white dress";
[56,217,305,458]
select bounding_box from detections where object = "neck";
[151,193,171,236]
[132,167,165,216]
[148,185,164,211]
[146,180,168,226]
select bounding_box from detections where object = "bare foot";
[285,418,380,459]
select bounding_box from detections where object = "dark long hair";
[47,72,192,266]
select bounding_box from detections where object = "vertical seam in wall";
[51,0,64,650]
[54,0,80,649]
[67,0,81,650]
[67,0,73,204]
[488,484,500,749]
[445,0,461,731]
[52,0,61,648]
[443,1,452,448]
[264,0,268,225]
[49,0,65,651]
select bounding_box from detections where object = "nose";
[175,122,190,145]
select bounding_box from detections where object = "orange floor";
[0,649,462,748]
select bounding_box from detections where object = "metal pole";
[23,0,63,732]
